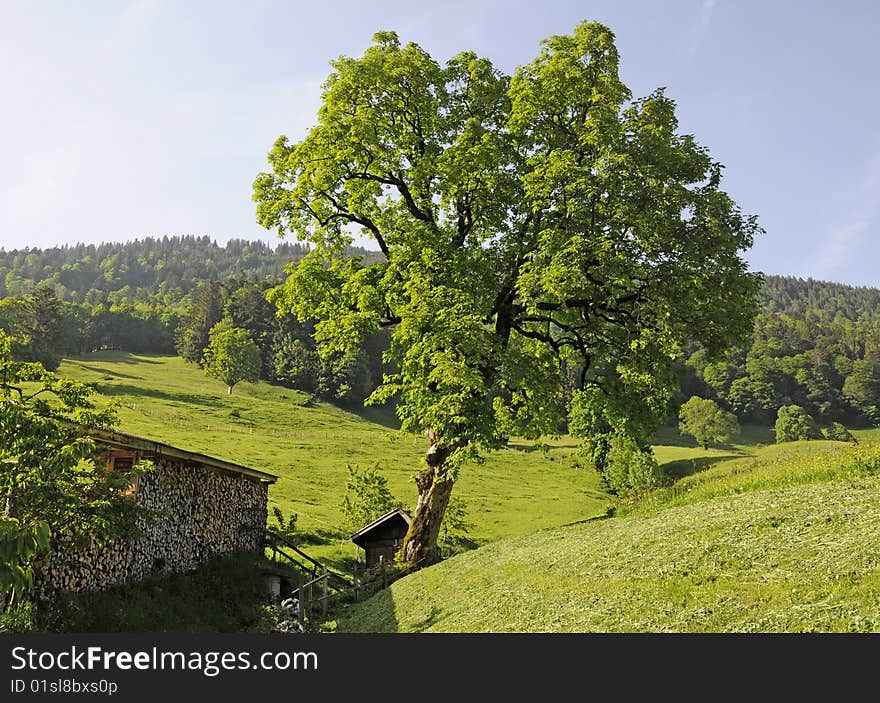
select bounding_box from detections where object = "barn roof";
[90,429,278,484]
[350,508,412,547]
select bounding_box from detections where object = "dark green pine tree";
[20,284,65,371]
[175,280,225,365]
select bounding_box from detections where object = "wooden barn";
[350,508,412,567]
[35,429,278,595]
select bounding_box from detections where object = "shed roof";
[90,429,278,484]
[350,508,412,547]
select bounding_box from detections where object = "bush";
[822,422,857,443]
[601,434,661,498]
[439,497,475,557]
[5,554,279,632]
[270,506,298,543]
[678,396,740,449]
[774,405,822,443]
[340,463,401,533]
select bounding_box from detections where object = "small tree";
[0,331,148,611]
[269,506,298,543]
[341,463,401,534]
[14,283,64,371]
[271,334,320,393]
[678,396,741,449]
[842,355,880,423]
[774,404,821,443]
[601,434,660,497]
[203,321,261,394]
[177,280,225,365]
[439,496,473,556]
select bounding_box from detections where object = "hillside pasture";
[336,438,880,632]
[59,353,610,565]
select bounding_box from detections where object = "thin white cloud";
[808,141,880,281]
[688,0,720,58]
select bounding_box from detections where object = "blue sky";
[1,1,878,286]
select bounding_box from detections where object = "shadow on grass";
[347,403,401,430]
[92,383,225,408]
[661,454,740,480]
[504,441,545,453]
[653,424,775,449]
[337,584,401,633]
[410,605,442,631]
[439,536,483,558]
[295,527,348,547]
[652,426,700,448]
[560,504,617,528]
[106,353,164,365]
[65,361,144,380]
[70,352,165,365]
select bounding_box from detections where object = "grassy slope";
[59,353,609,564]
[59,352,880,632]
[336,439,880,632]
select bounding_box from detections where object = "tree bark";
[400,440,457,572]
[4,485,17,519]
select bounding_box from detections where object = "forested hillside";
[0,237,878,424]
[0,236,384,305]
[682,276,880,427]
[0,237,387,404]
[760,276,880,323]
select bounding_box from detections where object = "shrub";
[270,506,298,543]
[678,396,741,449]
[822,422,857,443]
[601,434,661,498]
[774,405,822,443]
[439,497,474,557]
[340,463,401,533]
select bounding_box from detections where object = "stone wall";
[35,458,269,595]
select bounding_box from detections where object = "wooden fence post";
[380,555,387,589]
[353,560,359,602]
[322,567,328,618]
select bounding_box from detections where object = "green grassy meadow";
[59,353,609,565]
[336,439,880,632]
[57,352,880,632]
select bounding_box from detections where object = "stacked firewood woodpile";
[33,458,269,597]
[32,538,132,597]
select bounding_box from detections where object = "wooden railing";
[243,525,353,586]
[241,526,400,629]
[291,556,399,627]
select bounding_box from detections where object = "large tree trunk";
[400,440,457,572]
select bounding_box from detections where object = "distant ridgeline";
[759,275,880,323]
[0,236,878,425]
[0,236,383,304]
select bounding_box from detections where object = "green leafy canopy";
[255,21,761,474]
[202,321,262,394]
[0,331,150,604]
[678,396,740,449]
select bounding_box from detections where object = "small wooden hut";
[350,508,412,567]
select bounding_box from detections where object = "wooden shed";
[351,508,412,567]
